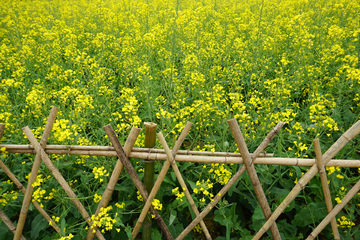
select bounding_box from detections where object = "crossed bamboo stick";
[175,119,286,239]
[1,109,359,239]
[5,106,107,240]
[252,120,360,239]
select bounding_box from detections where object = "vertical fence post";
[143,122,157,240]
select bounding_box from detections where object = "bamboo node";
[249,156,254,167]
[298,182,305,190]
[342,134,351,143]
[145,146,156,162]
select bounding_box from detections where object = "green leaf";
[115,183,130,191]
[61,217,66,236]
[170,172,177,182]
[292,202,327,227]
[187,180,197,190]
[125,225,133,239]
[251,206,266,231]
[214,210,225,224]
[151,228,162,239]
[163,176,176,186]
[0,224,11,240]
[31,213,49,239]
[169,209,177,226]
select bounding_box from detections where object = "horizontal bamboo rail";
[2,145,359,167]
[0,144,273,157]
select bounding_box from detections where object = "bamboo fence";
[0,108,360,240]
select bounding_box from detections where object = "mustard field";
[0,0,360,239]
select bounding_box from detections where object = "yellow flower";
[336,174,344,179]
[94,193,102,203]
[152,199,162,210]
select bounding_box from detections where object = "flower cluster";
[172,187,185,202]
[92,166,109,183]
[89,206,117,233]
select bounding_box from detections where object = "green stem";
[143,122,157,240]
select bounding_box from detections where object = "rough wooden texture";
[0,124,4,140]
[131,122,196,239]
[85,126,141,240]
[176,121,285,240]
[4,146,359,167]
[22,127,105,240]
[143,122,157,240]
[104,124,173,240]
[253,120,360,240]
[0,144,273,157]
[228,119,283,240]
[15,106,58,240]
[313,139,340,240]
[158,130,213,240]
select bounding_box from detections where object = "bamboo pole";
[313,139,340,240]
[131,122,192,239]
[103,124,173,240]
[14,106,59,240]
[0,124,4,139]
[0,125,27,240]
[0,160,61,234]
[4,147,360,167]
[22,127,106,240]
[306,178,360,240]
[0,209,26,240]
[157,131,213,240]
[85,126,141,240]
[253,120,360,240]
[176,121,285,240]
[131,122,213,239]
[0,124,60,234]
[228,119,283,240]
[143,122,157,240]
[0,144,274,158]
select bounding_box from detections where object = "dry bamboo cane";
[3,147,360,167]
[85,126,141,240]
[0,124,60,234]
[131,122,193,239]
[176,121,286,240]
[22,127,106,240]
[228,119,282,240]
[252,120,360,240]
[0,160,61,234]
[0,124,26,240]
[0,144,274,158]
[103,124,173,240]
[157,131,213,240]
[142,122,157,240]
[3,146,360,167]
[0,209,26,240]
[0,124,4,139]
[14,106,58,240]
[313,139,340,240]
[306,178,360,240]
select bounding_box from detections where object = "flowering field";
[1,0,360,239]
